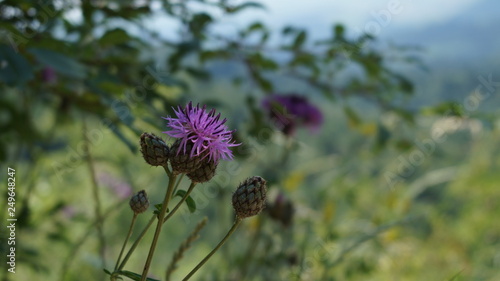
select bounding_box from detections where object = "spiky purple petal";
[163,102,239,163]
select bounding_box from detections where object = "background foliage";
[1,1,499,281]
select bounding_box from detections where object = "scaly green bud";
[129,190,150,214]
[169,139,207,175]
[187,159,218,183]
[232,176,267,219]
[140,133,169,166]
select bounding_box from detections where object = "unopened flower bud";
[140,133,169,166]
[232,176,267,219]
[169,139,207,175]
[267,192,294,227]
[187,159,218,183]
[129,190,150,214]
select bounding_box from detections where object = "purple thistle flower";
[61,205,77,219]
[262,94,323,136]
[98,172,133,199]
[163,102,240,163]
[41,67,57,85]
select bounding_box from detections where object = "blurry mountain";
[384,0,500,108]
[389,0,499,67]
[155,0,498,109]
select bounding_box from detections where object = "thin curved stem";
[117,167,178,273]
[114,214,137,271]
[239,216,264,278]
[172,174,185,195]
[60,200,124,281]
[163,165,172,177]
[140,174,177,281]
[163,182,197,223]
[117,214,156,271]
[82,119,106,266]
[182,218,242,281]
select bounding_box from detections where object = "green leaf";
[289,53,318,76]
[293,30,307,49]
[343,106,361,127]
[248,53,278,70]
[393,73,414,94]
[100,5,151,19]
[252,71,273,92]
[199,50,230,62]
[189,13,213,38]
[247,22,265,33]
[184,66,210,80]
[153,204,169,215]
[154,204,162,212]
[227,2,265,13]
[282,26,297,35]
[375,123,391,151]
[421,102,463,117]
[117,270,161,281]
[103,269,111,275]
[246,95,273,142]
[99,28,134,46]
[240,21,269,43]
[28,48,87,79]
[334,24,345,40]
[357,52,382,78]
[0,45,34,85]
[175,190,197,213]
[168,41,199,72]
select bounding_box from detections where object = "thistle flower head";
[163,102,239,163]
[263,94,323,136]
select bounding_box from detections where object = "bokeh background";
[1,0,500,280]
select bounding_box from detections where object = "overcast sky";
[136,0,489,44]
[213,0,482,38]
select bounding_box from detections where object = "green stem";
[182,218,242,281]
[114,214,137,271]
[117,167,176,273]
[60,200,124,281]
[239,216,264,278]
[117,214,156,271]
[82,119,106,267]
[163,165,172,177]
[172,174,185,195]
[163,182,197,224]
[280,137,293,166]
[140,174,177,281]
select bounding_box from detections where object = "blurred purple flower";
[162,102,240,163]
[41,67,57,84]
[61,205,76,219]
[98,172,133,199]
[267,192,295,227]
[262,94,323,136]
